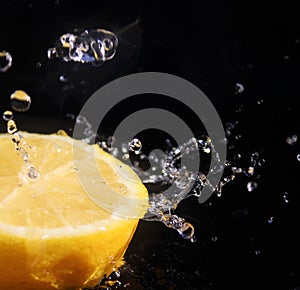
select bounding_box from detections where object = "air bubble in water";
[129,138,142,155]
[297,154,300,161]
[0,50,12,72]
[247,181,258,192]
[2,110,14,121]
[47,28,118,66]
[10,90,31,112]
[286,134,298,145]
[267,217,274,224]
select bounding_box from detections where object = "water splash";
[2,109,40,179]
[0,50,12,72]
[68,114,264,242]
[47,29,118,66]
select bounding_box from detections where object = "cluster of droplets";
[102,136,263,241]
[47,29,118,66]
[69,114,264,242]
[1,90,40,179]
[0,50,12,72]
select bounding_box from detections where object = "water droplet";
[247,181,258,192]
[28,167,40,179]
[255,250,261,255]
[179,222,195,240]
[0,50,12,72]
[211,236,218,242]
[10,90,31,112]
[235,134,242,140]
[2,110,14,121]
[47,28,118,66]
[122,153,129,160]
[267,217,274,224]
[283,192,290,203]
[286,134,298,145]
[59,74,68,82]
[190,235,197,243]
[128,138,142,155]
[36,61,42,69]
[258,158,265,166]
[7,120,18,134]
[257,99,264,105]
[234,153,241,160]
[297,154,300,161]
[224,160,231,166]
[235,83,244,94]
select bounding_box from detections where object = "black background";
[1,1,300,289]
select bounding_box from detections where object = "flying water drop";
[2,110,14,121]
[47,28,118,66]
[10,90,31,112]
[235,83,244,94]
[247,181,258,192]
[0,50,12,72]
[283,192,290,203]
[286,134,298,145]
[129,138,142,155]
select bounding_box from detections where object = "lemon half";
[0,131,148,290]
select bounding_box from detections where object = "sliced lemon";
[0,131,148,290]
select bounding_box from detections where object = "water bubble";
[255,250,261,256]
[286,134,298,145]
[0,50,12,72]
[297,154,300,161]
[10,90,31,112]
[47,28,118,66]
[235,83,244,94]
[211,236,218,242]
[128,138,142,155]
[267,217,274,224]
[283,192,290,203]
[247,181,258,192]
[2,110,14,121]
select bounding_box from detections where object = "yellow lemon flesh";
[0,131,148,290]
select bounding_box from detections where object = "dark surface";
[1,1,300,290]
